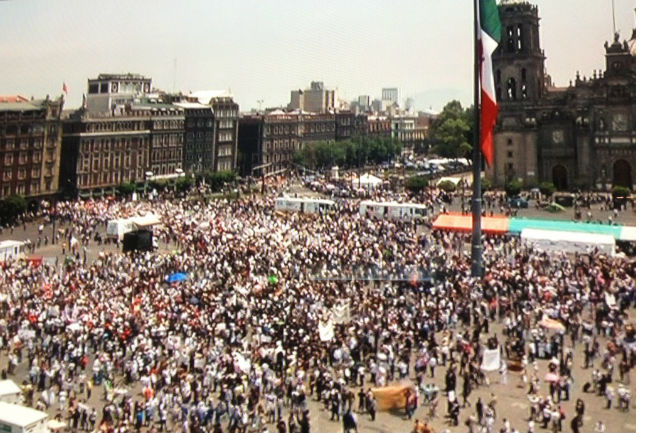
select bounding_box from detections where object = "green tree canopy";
[294,136,401,169]
[429,100,474,158]
[405,176,429,194]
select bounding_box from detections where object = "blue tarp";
[167,272,187,283]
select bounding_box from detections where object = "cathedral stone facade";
[487,1,636,191]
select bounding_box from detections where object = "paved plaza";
[0,188,636,433]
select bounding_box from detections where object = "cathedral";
[487,1,636,191]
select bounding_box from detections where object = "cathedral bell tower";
[492,1,546,105]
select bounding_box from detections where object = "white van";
[359,201,428,221]
[275,197,337,214]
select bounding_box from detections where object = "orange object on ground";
[370,383,416,411]
[431,212,509,234]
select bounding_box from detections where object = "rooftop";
[0,95,29,103]
[0,100,45,112]
[188,90,232,105]
[95,73,149,81]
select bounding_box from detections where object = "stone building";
[170,91,239,174]
[0,96,63,199]
[237,109,399,177]
[238,110,335,176]
[488,1,635,191]
[60,75,187,197]
[60,108,153,197]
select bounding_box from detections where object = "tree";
[505,179,523,197]
[539,181,556,197]
[437,180,457,193]
[405,176,429,194]
[175,177,193,193]
[429,100,472,158]
[481,177,492,192]
[117,182,136,196]
[208,170,235,191]
[0,195,27,224]
[612,185,630,198]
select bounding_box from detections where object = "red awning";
[432,212,509,234]
[26,256,43,267]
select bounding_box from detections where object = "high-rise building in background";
[381,88,399,104]
[289,81,338,113]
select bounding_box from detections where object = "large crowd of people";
[0,177,636,433]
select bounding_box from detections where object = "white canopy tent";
[0,380,21,404]
[437,177,463,187]
[619,226,636,242]
[521,228,616,256]
[130,213,161,228]
[359,173,383,189]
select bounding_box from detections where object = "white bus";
[275,197,337,214]
[359,201,428,221]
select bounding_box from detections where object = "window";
[507,26,515,52]
[4,154,13,165]
[507,151,514,158]
[507,139,513,147]
[89,84,99,94]
[507,78,517,100]
[100,83,109,93]
[507,163,514,171]
[17,168,26,179]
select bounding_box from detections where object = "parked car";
[509,197,529,209]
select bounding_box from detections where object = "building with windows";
[381,88,399,104]
[238,109,398,177]
[238,110,336,176]
[60,75,186,197]
[0,96,63,199]
[488,1,635,190]
[288,81,338,113]
[86,73,152,114]
[171,91,239,174]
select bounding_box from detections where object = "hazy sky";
[0,0,636,113]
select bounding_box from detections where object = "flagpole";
[471,0,483,278]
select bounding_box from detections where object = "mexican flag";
[478,0,501,167]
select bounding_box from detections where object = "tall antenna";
[611,0,617,37]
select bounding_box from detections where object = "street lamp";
[144,171,153,199]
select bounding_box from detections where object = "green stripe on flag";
[480,0,501,42]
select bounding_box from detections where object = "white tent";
[619,226,636,242]
[0,380,21,404]
[130,213,161,228]
[359,173,383,189]
[437,177,462,187]
[521,228,615,256]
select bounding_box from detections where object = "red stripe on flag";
[480,89,498,167]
